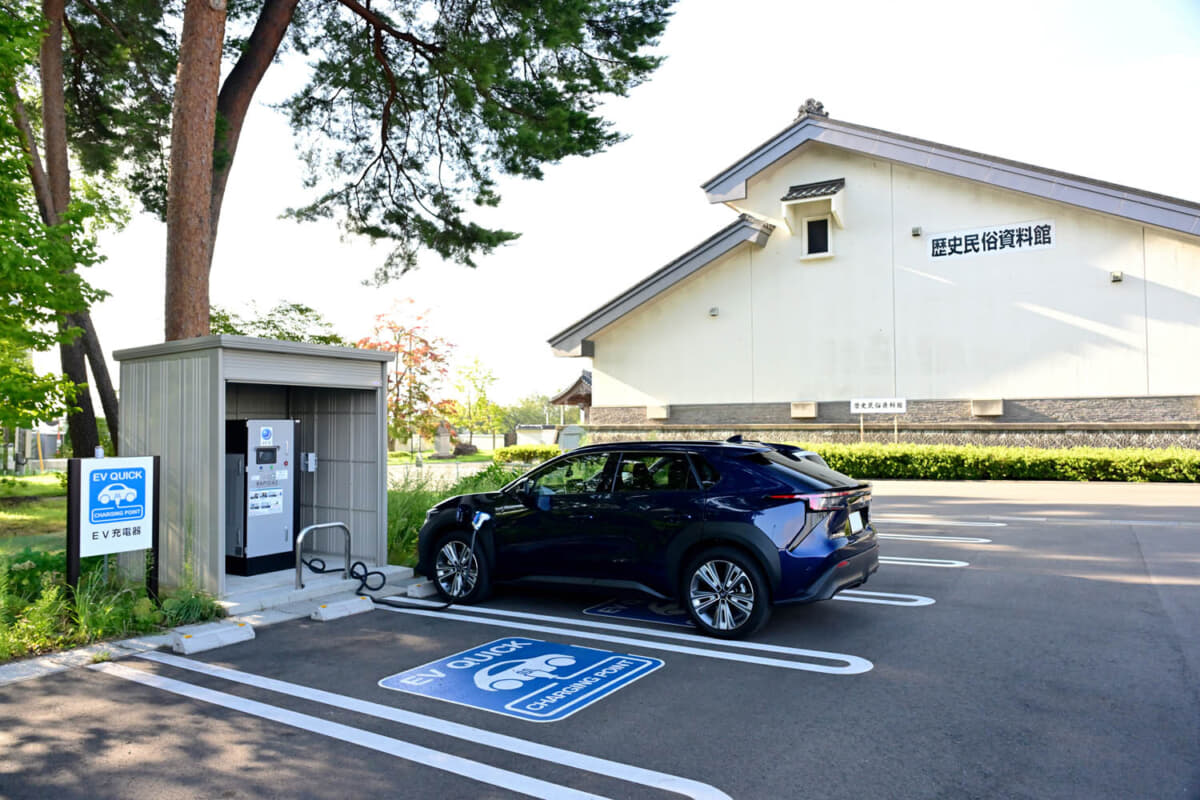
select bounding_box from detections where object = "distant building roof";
[550,370,592,406]
[781,178,845,202]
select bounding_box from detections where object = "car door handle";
[665,513,694,522]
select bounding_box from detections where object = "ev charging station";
[112,336,396,599]
[225,418,303,576]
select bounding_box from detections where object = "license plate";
[848,510,864,534]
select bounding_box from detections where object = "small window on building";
[803,215,832,258]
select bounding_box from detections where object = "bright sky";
[45,0,1200,405]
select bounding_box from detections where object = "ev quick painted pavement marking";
[878,533,993,544]
[91,661,606,800]
[129,653,731,800]
[584,598,694,627]
[379,637,661,723]
[879,555,970,568]
[376,602,873,675]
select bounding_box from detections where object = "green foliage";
[282,0,674,282]
[0,547,224,662]
[386,463,522,565]
[210,301,349,346]
[493,444,561,464]
[447,358,504,438]
[787,442,1200,483]
[60,0,180,219]
[0,4,116,428]
[501,393,580,431]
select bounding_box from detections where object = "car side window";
[530,452,611,495]
[615,453,698,492]
[690,455,720,489]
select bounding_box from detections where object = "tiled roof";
[781,178,844,202]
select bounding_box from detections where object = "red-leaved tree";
[357,301,454,452]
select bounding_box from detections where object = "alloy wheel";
[689,559,756,631]
[435,540,478,598]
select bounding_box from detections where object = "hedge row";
[492,444,562,464]
[788,442,1200,482]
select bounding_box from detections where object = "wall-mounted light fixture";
[911,226,922,237]
[708,307,720,317]
[1110,271,1124,283]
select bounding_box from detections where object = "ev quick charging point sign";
[379,637,663,722]
[77,456,156,557]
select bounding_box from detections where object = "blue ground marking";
[379,637,664,723]
[582,598,695,628]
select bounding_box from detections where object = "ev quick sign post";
[66,456,161,595]
[380,637,663,722]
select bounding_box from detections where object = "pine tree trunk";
[42,0,100,456]
[164,0,227,340]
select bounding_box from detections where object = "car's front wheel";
[433,531,491,604]
[682,547,770,639]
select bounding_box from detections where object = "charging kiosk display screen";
[255,447,278,465]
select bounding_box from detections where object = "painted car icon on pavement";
[473,654,577,691]
[97,483,138,505]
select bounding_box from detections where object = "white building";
[549,102,1200,446]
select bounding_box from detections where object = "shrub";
[493,444,561,465]
[386,463,524,566]
[784,442,1200,483]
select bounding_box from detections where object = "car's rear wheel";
[682,547,770,639]
[433,531,491,604]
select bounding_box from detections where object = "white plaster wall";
[890,164,1150,399]
[737,145,896,400]
[591,142,1200,407]
[1146,230,1200,395]
[591,247,753,406]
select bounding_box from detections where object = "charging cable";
[374,509,490,613]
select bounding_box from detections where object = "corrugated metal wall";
[291,388,384,565]
[117,350,223,596]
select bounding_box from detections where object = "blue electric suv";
[415,439,879,638]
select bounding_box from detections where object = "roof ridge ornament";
[797,98,827,119]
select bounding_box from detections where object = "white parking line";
[375,603,872,675]
[835,590,936,607]
[129,653,732,800]
[878,533,993,544]
[91,662,612,800]
[879,556,969,568]
[874,516,1005,527]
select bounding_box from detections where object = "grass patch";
[0,497,66,541]
[387,463,523,566]
[0,473,67,499]
[388,450,495,464]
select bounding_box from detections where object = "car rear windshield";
[753,450,860,490]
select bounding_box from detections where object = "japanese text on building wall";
[929,220,1055,260]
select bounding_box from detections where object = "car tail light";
[767,489,857,511]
